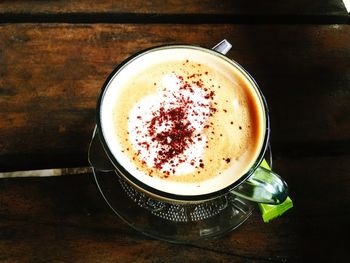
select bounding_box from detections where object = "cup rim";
[96,44,270,202]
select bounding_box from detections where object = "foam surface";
[128,73,209,175]
[100,46,266,196]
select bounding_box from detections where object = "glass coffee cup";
[90,40,288,205]
[88,40,289,242]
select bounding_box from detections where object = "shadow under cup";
[96,45,271,203]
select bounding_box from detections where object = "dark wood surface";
[0,1,349,262]
[0,0,346,15]
[0,0,348,24]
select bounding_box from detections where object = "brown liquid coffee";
[101,47,265,196]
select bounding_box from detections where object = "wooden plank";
[0,24,349,171]
[0,0,348,23]
[0,155,349,262]
[0,0,346,16]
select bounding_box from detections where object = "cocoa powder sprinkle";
[131,60,219,176]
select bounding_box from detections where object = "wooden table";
[1,1,349,262]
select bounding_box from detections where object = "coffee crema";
[101,47,265,196]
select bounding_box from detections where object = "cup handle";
[212,39,232,55]
[230,166,288,204]
[88,126,115,172]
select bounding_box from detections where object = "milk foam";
[101,46,266,197]
[128,74,210,175]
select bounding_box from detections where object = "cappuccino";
[100,47,265,196]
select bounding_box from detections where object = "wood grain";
[0,155,349,262]
[0,0,346,16]
[0,24,349,171]
[0,0,348,24]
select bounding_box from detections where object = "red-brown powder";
[132,60,219,176]
[146,106,195,170]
